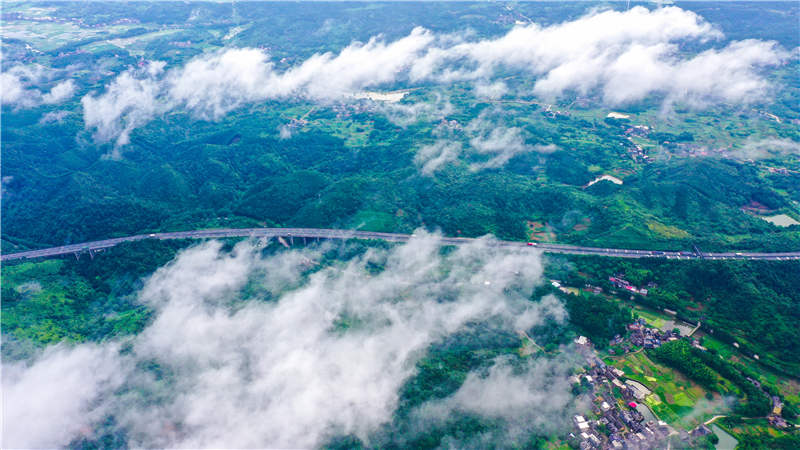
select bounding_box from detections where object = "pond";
[635,403,657,422]
[711,424,738,450]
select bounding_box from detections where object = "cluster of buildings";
[626,141,650,163]
[568,355,674,449]
[768,396,789,428]
[669,142,720,158]
[169,40,194,48]
[284,117,309,130]
[332,102,371,119]
[624,125,650,138]
[541,104,568,119]
[3,11,139,28]
[608,276,652,296]
[564,277,795,444]
[437,118,462,131]
[764,166,795,175]
[602,114,654,163]
[627,319,681,349]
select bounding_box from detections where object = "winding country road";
[1,227,799,262]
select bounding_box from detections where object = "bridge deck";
[2,228,798,261]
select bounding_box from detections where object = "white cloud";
[0,72,27,105]
[81,6,787,147]
[280,27,435,101]
[39,110,71,124]
[42,79,76,105]
[1,65,76,108]
[447,6,787,107]
[474,80,508,100]
[4,234,575,448]
[413,353,579,445]
[468,123,534,170]
[2,344,128,449]
[81,62,165,148]
[665,40,786,107]
[533,143,560,154]
[166,48,277,120]
[732,137,800,160]
[414,110,560,174]
[380,93,454,127]
[415,140,462,175]
[466,111,559,170]
[278,123,293,139]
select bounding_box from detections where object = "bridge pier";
[74,252,80,261]
[290,236,294,246]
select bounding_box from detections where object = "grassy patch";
[311,117,373,147]
[349,210,398,232]
[647,221,691,239]
[635,309,667,329]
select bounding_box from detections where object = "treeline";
[650,340,718,390]
[651,340,773,417]
[549,256,800,370]
[693,347,772,417]
[735,432,800,450]
[555,290,631,348]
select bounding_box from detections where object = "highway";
[1,227,799,262]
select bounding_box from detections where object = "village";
[552,269,797,450]
[568,331,717,450]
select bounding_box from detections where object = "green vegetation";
[549,256,800,374]
[605,351,707,427]
[651,341,718,390]
[3,4,800,256]
[560,291,631,348]
[2,2,799,448]
[1,240,190,359]
[733,430,800,450]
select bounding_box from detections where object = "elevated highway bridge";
[2,228,799,262]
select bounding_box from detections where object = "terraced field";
[605,351,711,427]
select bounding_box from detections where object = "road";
[2,227,799,262]
[704,415,727,425]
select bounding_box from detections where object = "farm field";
[604,351,712,428]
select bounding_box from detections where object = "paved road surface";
[2,227,799,262]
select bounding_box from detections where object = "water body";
[711,424,738,450]
[635,403,657,422]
